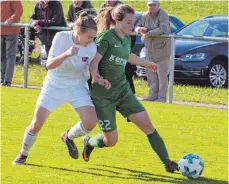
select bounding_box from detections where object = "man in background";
[136,0,171,102]
[1,0,23,86]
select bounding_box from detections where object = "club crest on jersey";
[82,57,89,62]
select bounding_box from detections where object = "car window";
[177,20,210,36]
[209,23,228,37]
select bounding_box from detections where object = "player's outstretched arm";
[128,53,157,72]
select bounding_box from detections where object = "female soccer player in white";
[12,12,107,165]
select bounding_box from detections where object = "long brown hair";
[72,11,97,33]
[95,4,135,34]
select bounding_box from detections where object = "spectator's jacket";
[67,4,97,23]
[101,1,123,8]
[0,0,23,35]
[136,9,171,63]
[31,0,66,46]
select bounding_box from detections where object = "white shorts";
[36,83,94,112]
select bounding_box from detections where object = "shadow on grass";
[25,163,227,183]
[97,164,228,184]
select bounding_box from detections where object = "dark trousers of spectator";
[45,45,51,56]
[44,45,51,70]
[125,62,136,94]
[1,34,18,83]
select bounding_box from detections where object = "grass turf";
[1,87,228,184]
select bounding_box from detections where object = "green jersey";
[92,29,131,96]
[90,29,145,132]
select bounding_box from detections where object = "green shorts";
[91,88,145,132]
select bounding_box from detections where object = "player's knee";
[143,122,155,134]
[29,118,43,133]
[104,137,118,147]
[82,117,97,131]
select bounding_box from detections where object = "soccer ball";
[178,153,204,179]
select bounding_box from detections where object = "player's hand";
[103,79,111,89]
[97,76,111,89]
[65,46,79,57]
[92,72,101,83]
[146,62,157,72]
[5,19,14,26]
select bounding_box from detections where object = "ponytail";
[95,4,135,34]
[95,7,115,34]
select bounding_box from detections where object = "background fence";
[1,22,228,103]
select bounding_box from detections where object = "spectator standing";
[67,0,97,27]
[136,0,171,102]
[1,0,23,86]
[30,0,66,56]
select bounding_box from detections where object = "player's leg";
[61,105,97,159]
[82,97,118,161]
[129,111,178,172]
[119,92,178,172]
[12,90,63,165]
[82,130,118,162]
[12,106,51,165]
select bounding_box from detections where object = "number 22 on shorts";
[99,120,111,131]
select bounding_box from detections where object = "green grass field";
[1,87,228,184]
[2,2,228,184]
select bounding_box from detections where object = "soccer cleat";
[165,160,179,173]
[12,153,28,165]
[82,136,94,162]
[61,131,79,159]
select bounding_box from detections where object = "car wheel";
[208,60,228,88]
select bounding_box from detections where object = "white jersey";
[44,31,97,89]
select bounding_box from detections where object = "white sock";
[21,131,37,156]
[67,121,90,140]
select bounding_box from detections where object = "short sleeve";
[48,32,62,58]
[95,32,110,56]
[89,43,97,62]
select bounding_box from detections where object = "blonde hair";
[70,11,97,32]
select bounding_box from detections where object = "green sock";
[88,133,106,148]
[147,129,170,167]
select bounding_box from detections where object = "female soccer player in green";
[83,4,178,173]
